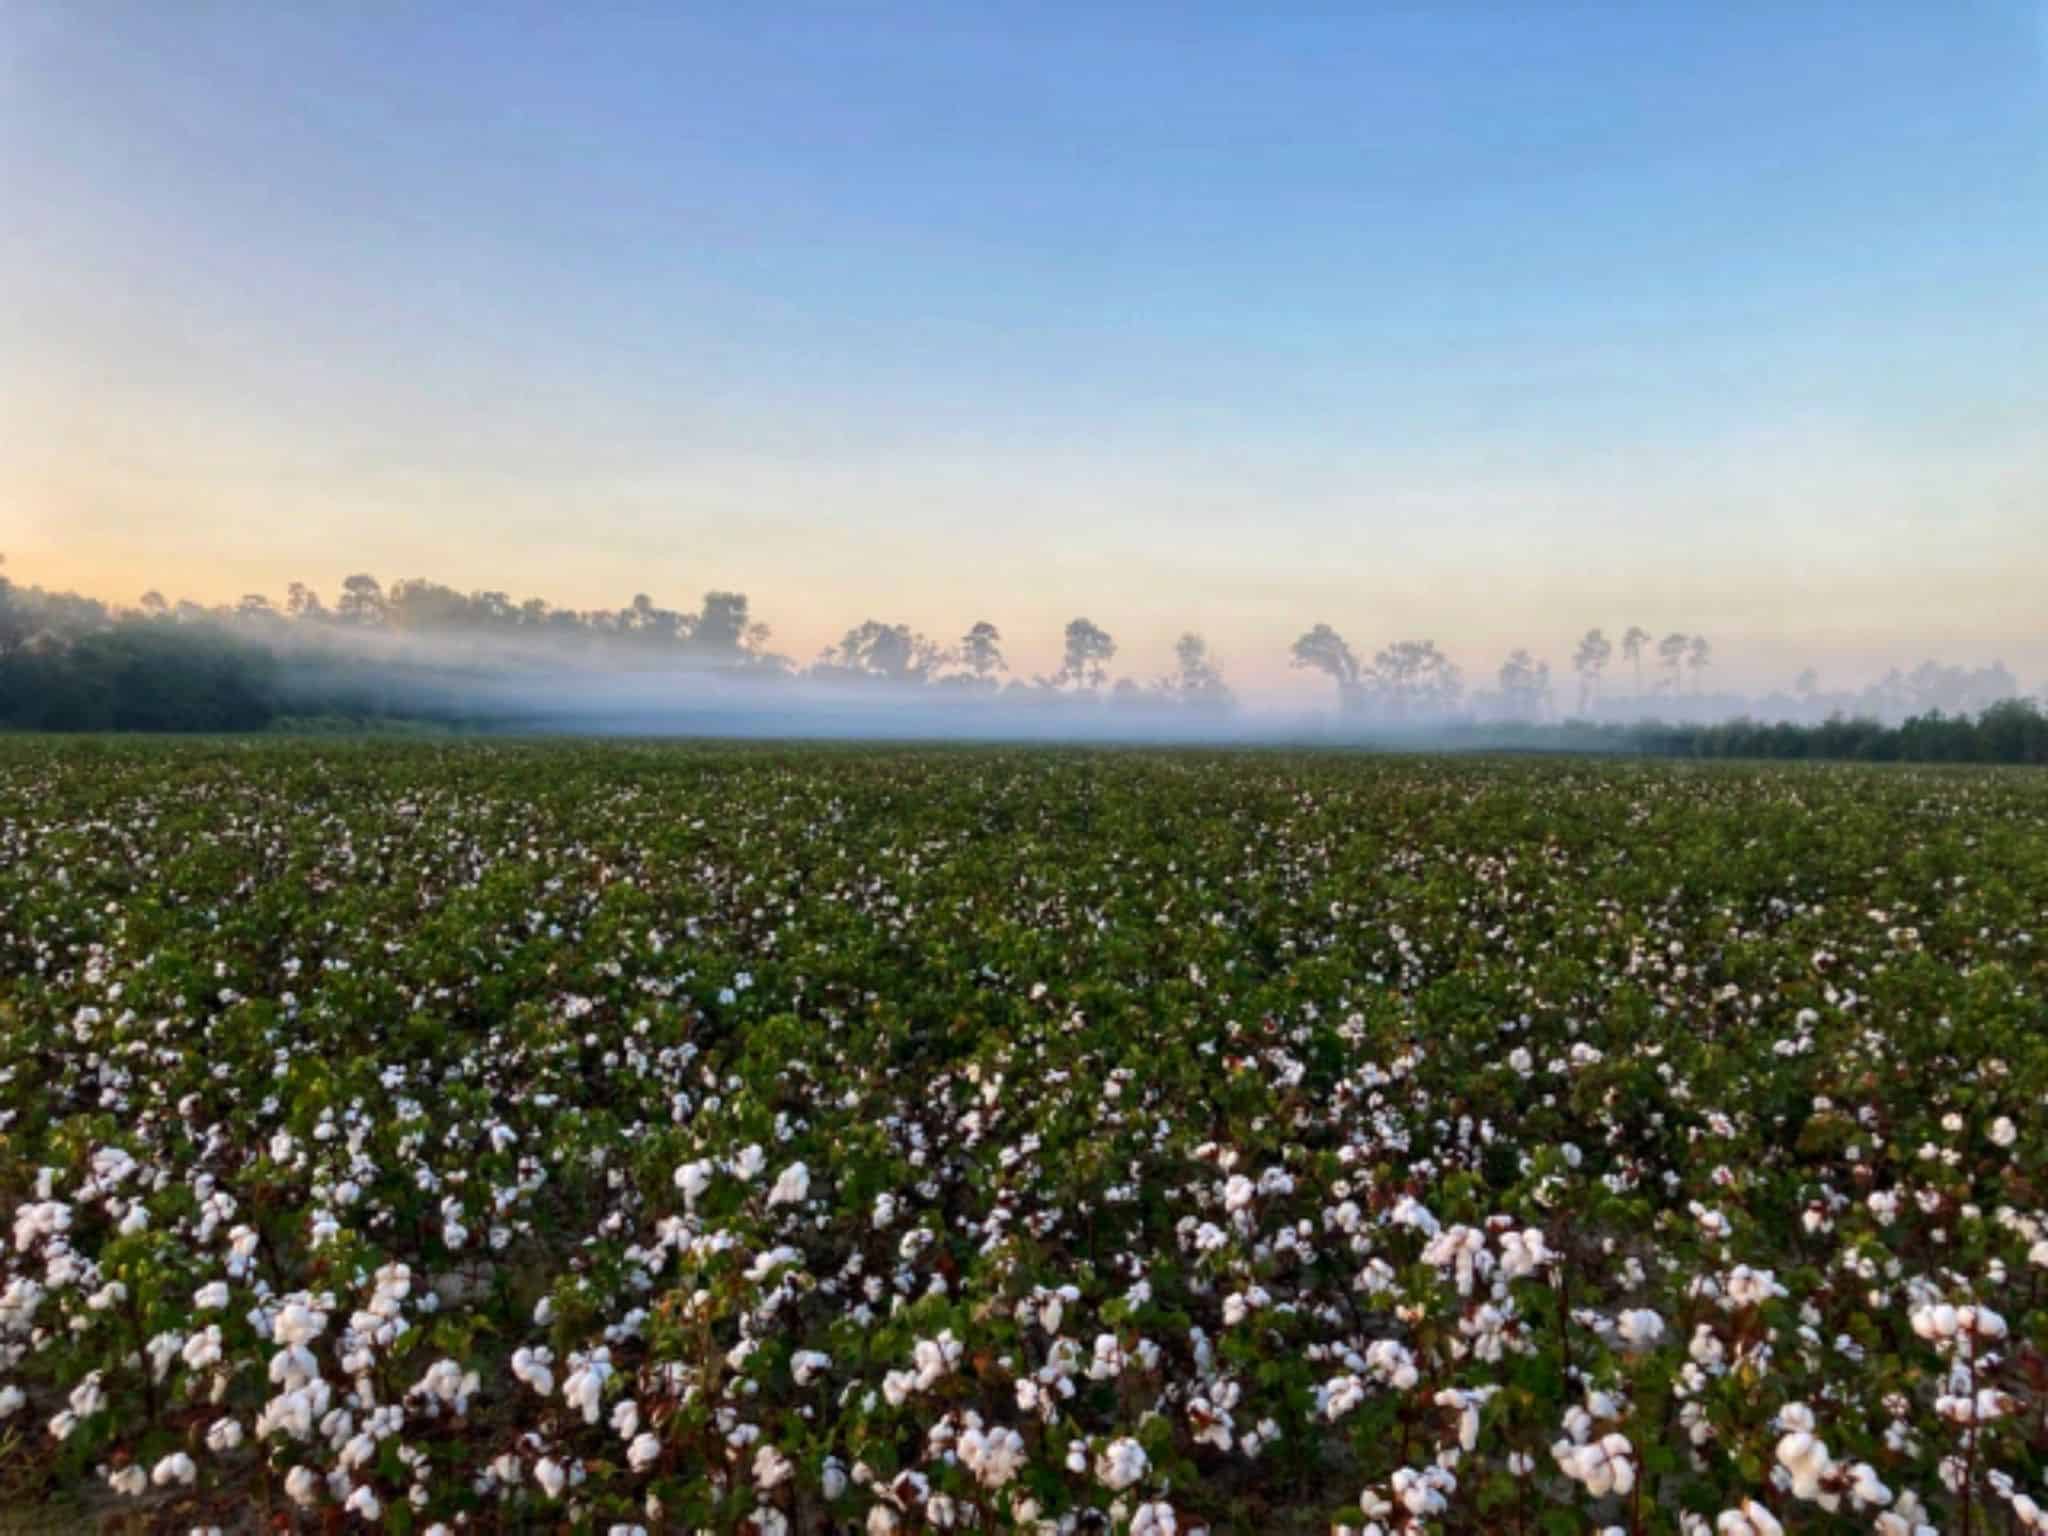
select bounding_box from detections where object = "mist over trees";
[1,557,2043,758]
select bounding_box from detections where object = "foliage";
[1609,702,2048,765]
[2,740,2047,1534]
[0,621,277,732]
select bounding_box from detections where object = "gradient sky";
[3,1,2044,695]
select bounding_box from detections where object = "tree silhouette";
[818,621,947,684]
[1373,639,1461,720]
[955,621,1006,685]
[1657,632,1689,695]
[1685,635,1711,694]
[1161,632,1233,710]
[1621,626,1651,701]
[336,574,387,628]
[1289,623,1365,714]
[621,592,686,648]
[696,592,770,662]
[1498,648,1551,722]
[1571,628,1611,714]
[1055,618,1116,692]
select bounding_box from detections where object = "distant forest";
[2,559,2044,762]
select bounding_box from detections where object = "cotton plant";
[2,745,2047,1530]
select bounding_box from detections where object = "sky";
[3,1,2044,697]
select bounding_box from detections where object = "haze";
[3,2,2044,698]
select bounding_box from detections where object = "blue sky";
[4,1,2044,691]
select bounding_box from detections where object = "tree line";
[0,564,1238,724]
[1,559,2042,761]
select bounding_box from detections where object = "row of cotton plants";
[0,739,2045,1532]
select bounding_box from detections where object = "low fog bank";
[3,561,2045,760]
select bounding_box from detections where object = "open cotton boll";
[768,1162,810,1206]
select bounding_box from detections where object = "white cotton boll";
[627,1432,661,1472]
[534,1458,566,1499]
[1392,1465,1454,1516]
[1961,1304,2008,1340]
[151,1451,197,1487]
[1600,1435,1636,1496]
[86,1281,128,1312]
[16,1200,73,1253]
[1846,1461,1891,1510]
[730,1144,766,1181]
[912,1331,962,1389]
[106,1464,147,1497]
[511,1346,555,1397]
[1775,1429,1833,1501]
[272,1302,326,1348]
[1615,1309,1665,1350]
[343,1485,380,1521]
[0,1386,23,1418]
[1096,1436,1149,1491]
[194,1281,229,1311]
[1320,1375,1366,1421]
[1499,1228,1551,1278]
[754,1444,793,1488]
[284,1466,321,1505]
[959,1424,1027,1488]
[1555,1435,1632,1499]
[1366,1340,1420,1390]
[562,1351,614,1424]
[768,1162,810,1206]
[268,1342,320,1392]
[673,1160,714,1207]
[1131,1501,1178,1536]
[1912,1303,1959,1341]
[792,1349,831,1385]
[70,1375,106,1417]
[1721,1266,1783,1308]
[206,1417,244,1453]
[1716,1501,1783,1536]
[183,1327,223,1371]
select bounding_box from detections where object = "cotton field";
[2,740,2046,1534]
